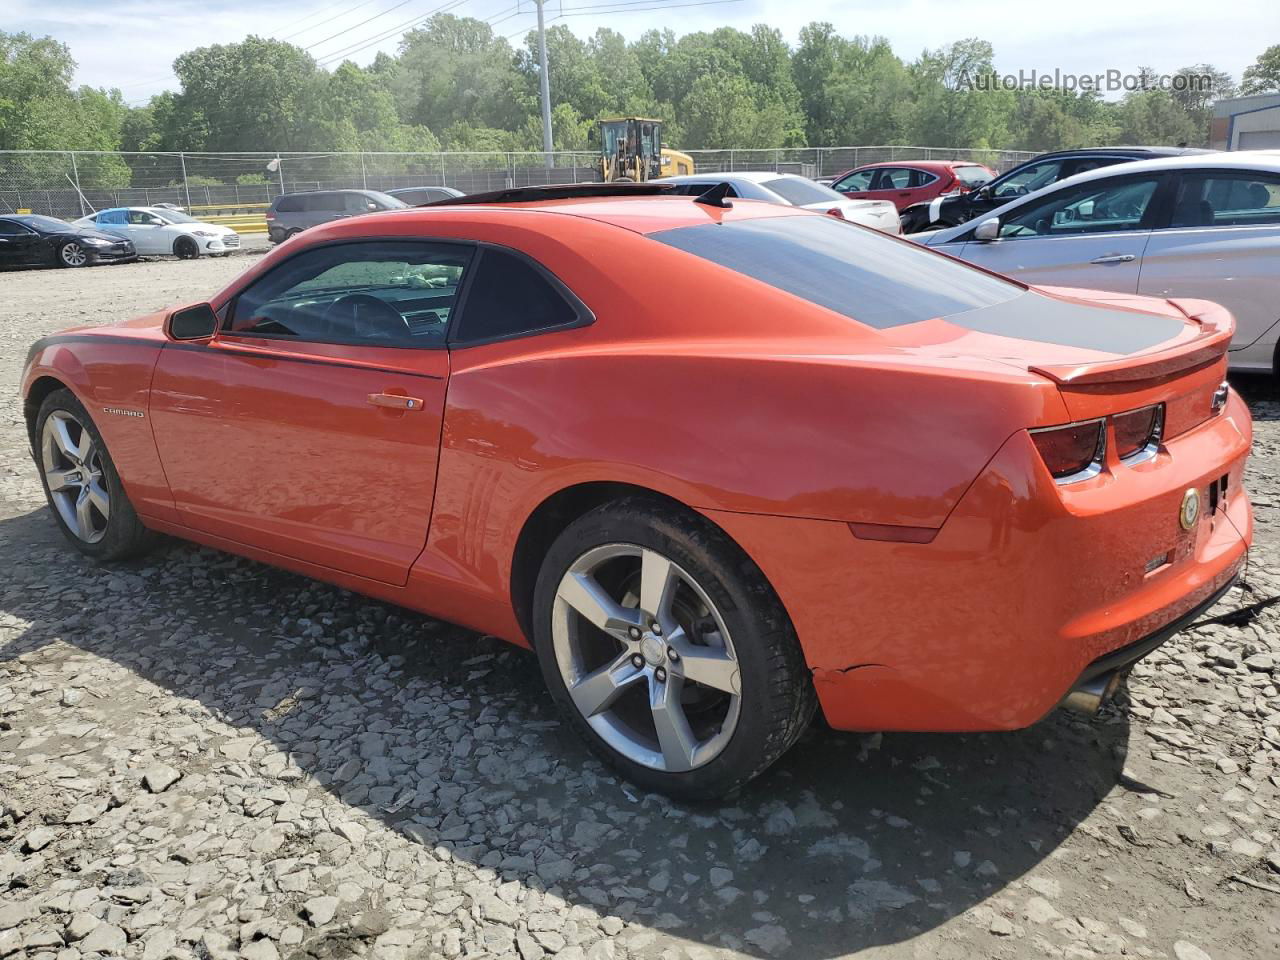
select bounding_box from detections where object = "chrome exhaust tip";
[1062,671,1123,716]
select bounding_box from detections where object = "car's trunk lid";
[886,285,1233,432]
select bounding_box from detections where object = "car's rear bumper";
[702,391,1253,732]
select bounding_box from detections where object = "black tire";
[531,497,817,800]
[57,241,90,268]
[285,228,302,240]
[174,236,200,260]
[34,389,158,561]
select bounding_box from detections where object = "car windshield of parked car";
[228,241,471,346]
[998,176,1161,238]
[653,214,1021,329]
[991,159,1065,198]
[762,178,845,206]
[954,166,993,186]
[21,215,71,232]
[369,191,410,209]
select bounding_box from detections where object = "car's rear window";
[651,215,1022,329]
[274,195,303,213]
[762,177,843,206]
[954,166,993,186]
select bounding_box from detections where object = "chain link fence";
[0,147,1037,219]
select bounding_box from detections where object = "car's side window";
[98,210,127,225]
[871,168,909,190]
[992,159,1066,199]
[450,247,588,345]
[907,168,937,188]
[997,176,1162,239]
[1169,172,1280,228]
[345,193,378,213]
[226,241,474,348]
[0,219,31,235]
[128,210,162,225]
[834,170,874,192]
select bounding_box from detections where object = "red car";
[22,184,1251,799]
[828,160,995,210]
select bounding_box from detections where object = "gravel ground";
[1,243,1279,960]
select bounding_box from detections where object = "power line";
[278,0,385,41]
[304,0,421,50]
[315,0,470,64]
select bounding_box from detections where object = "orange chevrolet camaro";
[22,183,1252,799]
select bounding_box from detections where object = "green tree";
[1241,44,1280,94]
[170,36,324,151]
[903,39,1013,149]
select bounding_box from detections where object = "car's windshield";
[152,209,198,223]
[763,178,845,206]
[653,214,1021,329]
[23,215,71,231]
[369,191,409,209]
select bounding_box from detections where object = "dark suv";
[899,146,1212,233]
[266,189,407,243]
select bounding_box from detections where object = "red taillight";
[1030,420,1104,481]
[1114,404,1163,461]
[265,212,276,220]
[825,207,846,220]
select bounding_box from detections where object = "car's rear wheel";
[532,497,816,800]
[36,389,157,561]
[58,241,89,268]
[174,236,200,259]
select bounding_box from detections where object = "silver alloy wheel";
[552,543,742,772]
[41,411,110,544]
[60,242,87,267]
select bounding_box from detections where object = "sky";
[8,0,1276,107]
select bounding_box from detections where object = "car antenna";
[694,182,734,209]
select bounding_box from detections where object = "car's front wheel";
[174,236,200,259]
[532,498,816,800]
[58,241,89,267]
[35,389,157,560]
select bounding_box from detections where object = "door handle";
[1090,254,1136,264]
[367,393,424,411]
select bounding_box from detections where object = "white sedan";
[656,172,902,234]
[915,151,1280,373]
[74,207,241,259]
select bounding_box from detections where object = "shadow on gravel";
[0,505,1128,958]
[1231,372,1280,419]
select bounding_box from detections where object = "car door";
[148,239,472,585]
[1138,169,1280,365]
[0,218,42,264]
[864,167,920,209]
[943,172,1169,292]
[125,209,170,254]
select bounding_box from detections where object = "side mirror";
[973,217,1000,242]
[167,303,218,341]
[977,185,993,200]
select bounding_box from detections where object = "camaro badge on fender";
[102,406,144,419]
[1179,488,1201,531]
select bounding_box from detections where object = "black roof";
[425,182,677,205]
[1027,146,1213,160]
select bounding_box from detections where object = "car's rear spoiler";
[1029,299,1234,386]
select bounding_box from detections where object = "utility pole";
[535,0,553,169]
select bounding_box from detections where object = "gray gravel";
[2,244,1280,960]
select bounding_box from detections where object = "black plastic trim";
[1075,575,1238,684]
